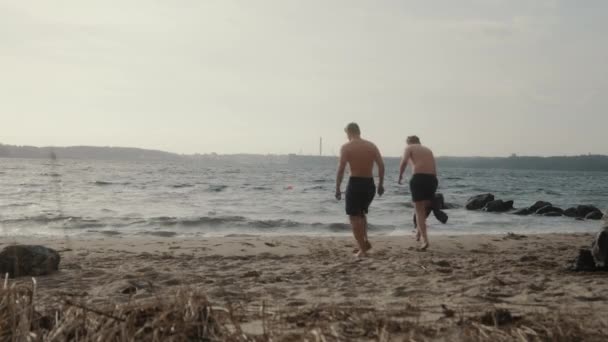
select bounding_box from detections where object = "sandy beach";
[2,232,607,340]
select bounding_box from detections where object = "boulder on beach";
[535,205,564,215]
[512,208,532,216]
[466,194,495,211]
[483,200,514,213]
[592,228,608,268]
[571,211,608,272]
[0,245,60,278]
[543,212,563,217]
[572,249,598,272]
[528,201,552,213]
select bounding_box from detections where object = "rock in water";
[484,200,514,213]
[577,205,600,218]
[536,205,564,215]
[528,201,552,213]
[0,245,60,278]
[512,208,532,216]
[466,194,495,211]
[563,207,579,218]
[585,211,604,220]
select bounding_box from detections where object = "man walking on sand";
[398,135,438,250]
[336,123,385,258]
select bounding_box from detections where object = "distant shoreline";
[1,143,608,172]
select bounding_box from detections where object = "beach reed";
[1,279,606,342]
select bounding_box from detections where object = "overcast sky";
[1,0,607,157]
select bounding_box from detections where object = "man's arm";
[335,146,347,200]
[375,145,385,196]
[398,147,410,184]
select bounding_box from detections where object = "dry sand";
[2,233,608,340]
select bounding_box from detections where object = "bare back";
[341,139,380,177]
[405,144,436,175]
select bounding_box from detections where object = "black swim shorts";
[409,174,438,202]
[345,177,376,216]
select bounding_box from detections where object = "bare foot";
[356,250,368,259]
[415,230,421,242]
[353,241,373,254]
[419,241,429,251]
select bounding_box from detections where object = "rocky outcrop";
[529,201,552,213]
[536,205,564,215]
[466,194,495,211]
[563,207,578,217]
[577,205,601,218]
[0,245,60,278]
[512,208,532,215]
[461,194,603,222]
[483,200,514,213]
[586,211,604,220]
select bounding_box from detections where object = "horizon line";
[1,142,607,159]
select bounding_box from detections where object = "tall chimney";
[319,137,323,156]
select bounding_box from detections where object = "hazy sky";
[1,0,607,157]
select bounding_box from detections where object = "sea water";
[1,157,606,237]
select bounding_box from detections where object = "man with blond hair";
[336,123,385,258]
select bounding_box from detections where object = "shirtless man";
[398,135,437,250]
[336,123,385,258]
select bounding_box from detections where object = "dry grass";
[1,279,607,342]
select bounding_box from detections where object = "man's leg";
[350,215,368,257]
[413,206,433,240]
[414,201,431,250]
[363,214,372,251]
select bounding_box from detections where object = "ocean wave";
[304,185,326,191]
[94,181,130,186]
[171,183,194,188]
[1,202,35,208]
[208,185,228,192]
[138,231,178,238]
[1,213,398,234]
[152,216,247,227]
[251,219,301,228]
[41,173,62,177]
[251,186,272,191]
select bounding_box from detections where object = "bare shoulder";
[363,139,379,150]
[340,142,352,154]
[404,145,414,155]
